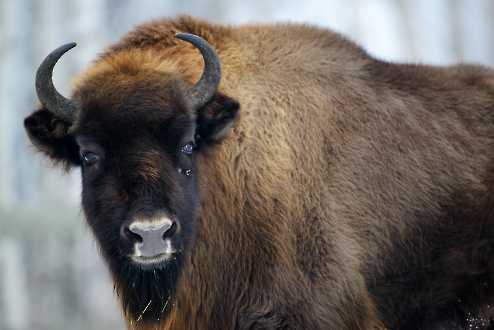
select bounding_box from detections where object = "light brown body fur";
[67,16,494,329]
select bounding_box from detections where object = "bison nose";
[123,218,178,257]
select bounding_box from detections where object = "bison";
[24,16,494,330]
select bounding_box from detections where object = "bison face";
[74,78,200,272]
[24,35,239,321]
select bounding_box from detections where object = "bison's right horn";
[35,42,77,123]
[175,33,221,111]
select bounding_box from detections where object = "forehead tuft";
[74,48,188,85]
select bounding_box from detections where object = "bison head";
[24,34,239,321]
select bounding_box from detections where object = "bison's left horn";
[35,42,77,123]
[175,33,221,110]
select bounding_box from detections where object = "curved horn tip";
[175,32,195,40]
[61,42,77,51]
[47,42,78,58]
[174,33,210,47]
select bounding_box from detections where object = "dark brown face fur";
[24,65,239,322]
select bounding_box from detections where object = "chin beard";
[111,253,183,323]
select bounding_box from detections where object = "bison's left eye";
[180,142,194,155]
[81,151,99,167]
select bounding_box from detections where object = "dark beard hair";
[111,254,183,323]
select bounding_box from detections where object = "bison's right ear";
[24,108,81,167]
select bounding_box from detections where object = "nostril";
[162,221,177,239]
[124,227,143,243]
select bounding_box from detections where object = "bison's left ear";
[195,93,240,143]
[24,108,81,167]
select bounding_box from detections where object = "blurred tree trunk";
[0,0,35,210]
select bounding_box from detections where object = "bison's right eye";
[81,151,99,167]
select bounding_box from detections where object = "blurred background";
[1,0,494,329]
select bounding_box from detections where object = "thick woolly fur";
[25,16,494,329]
